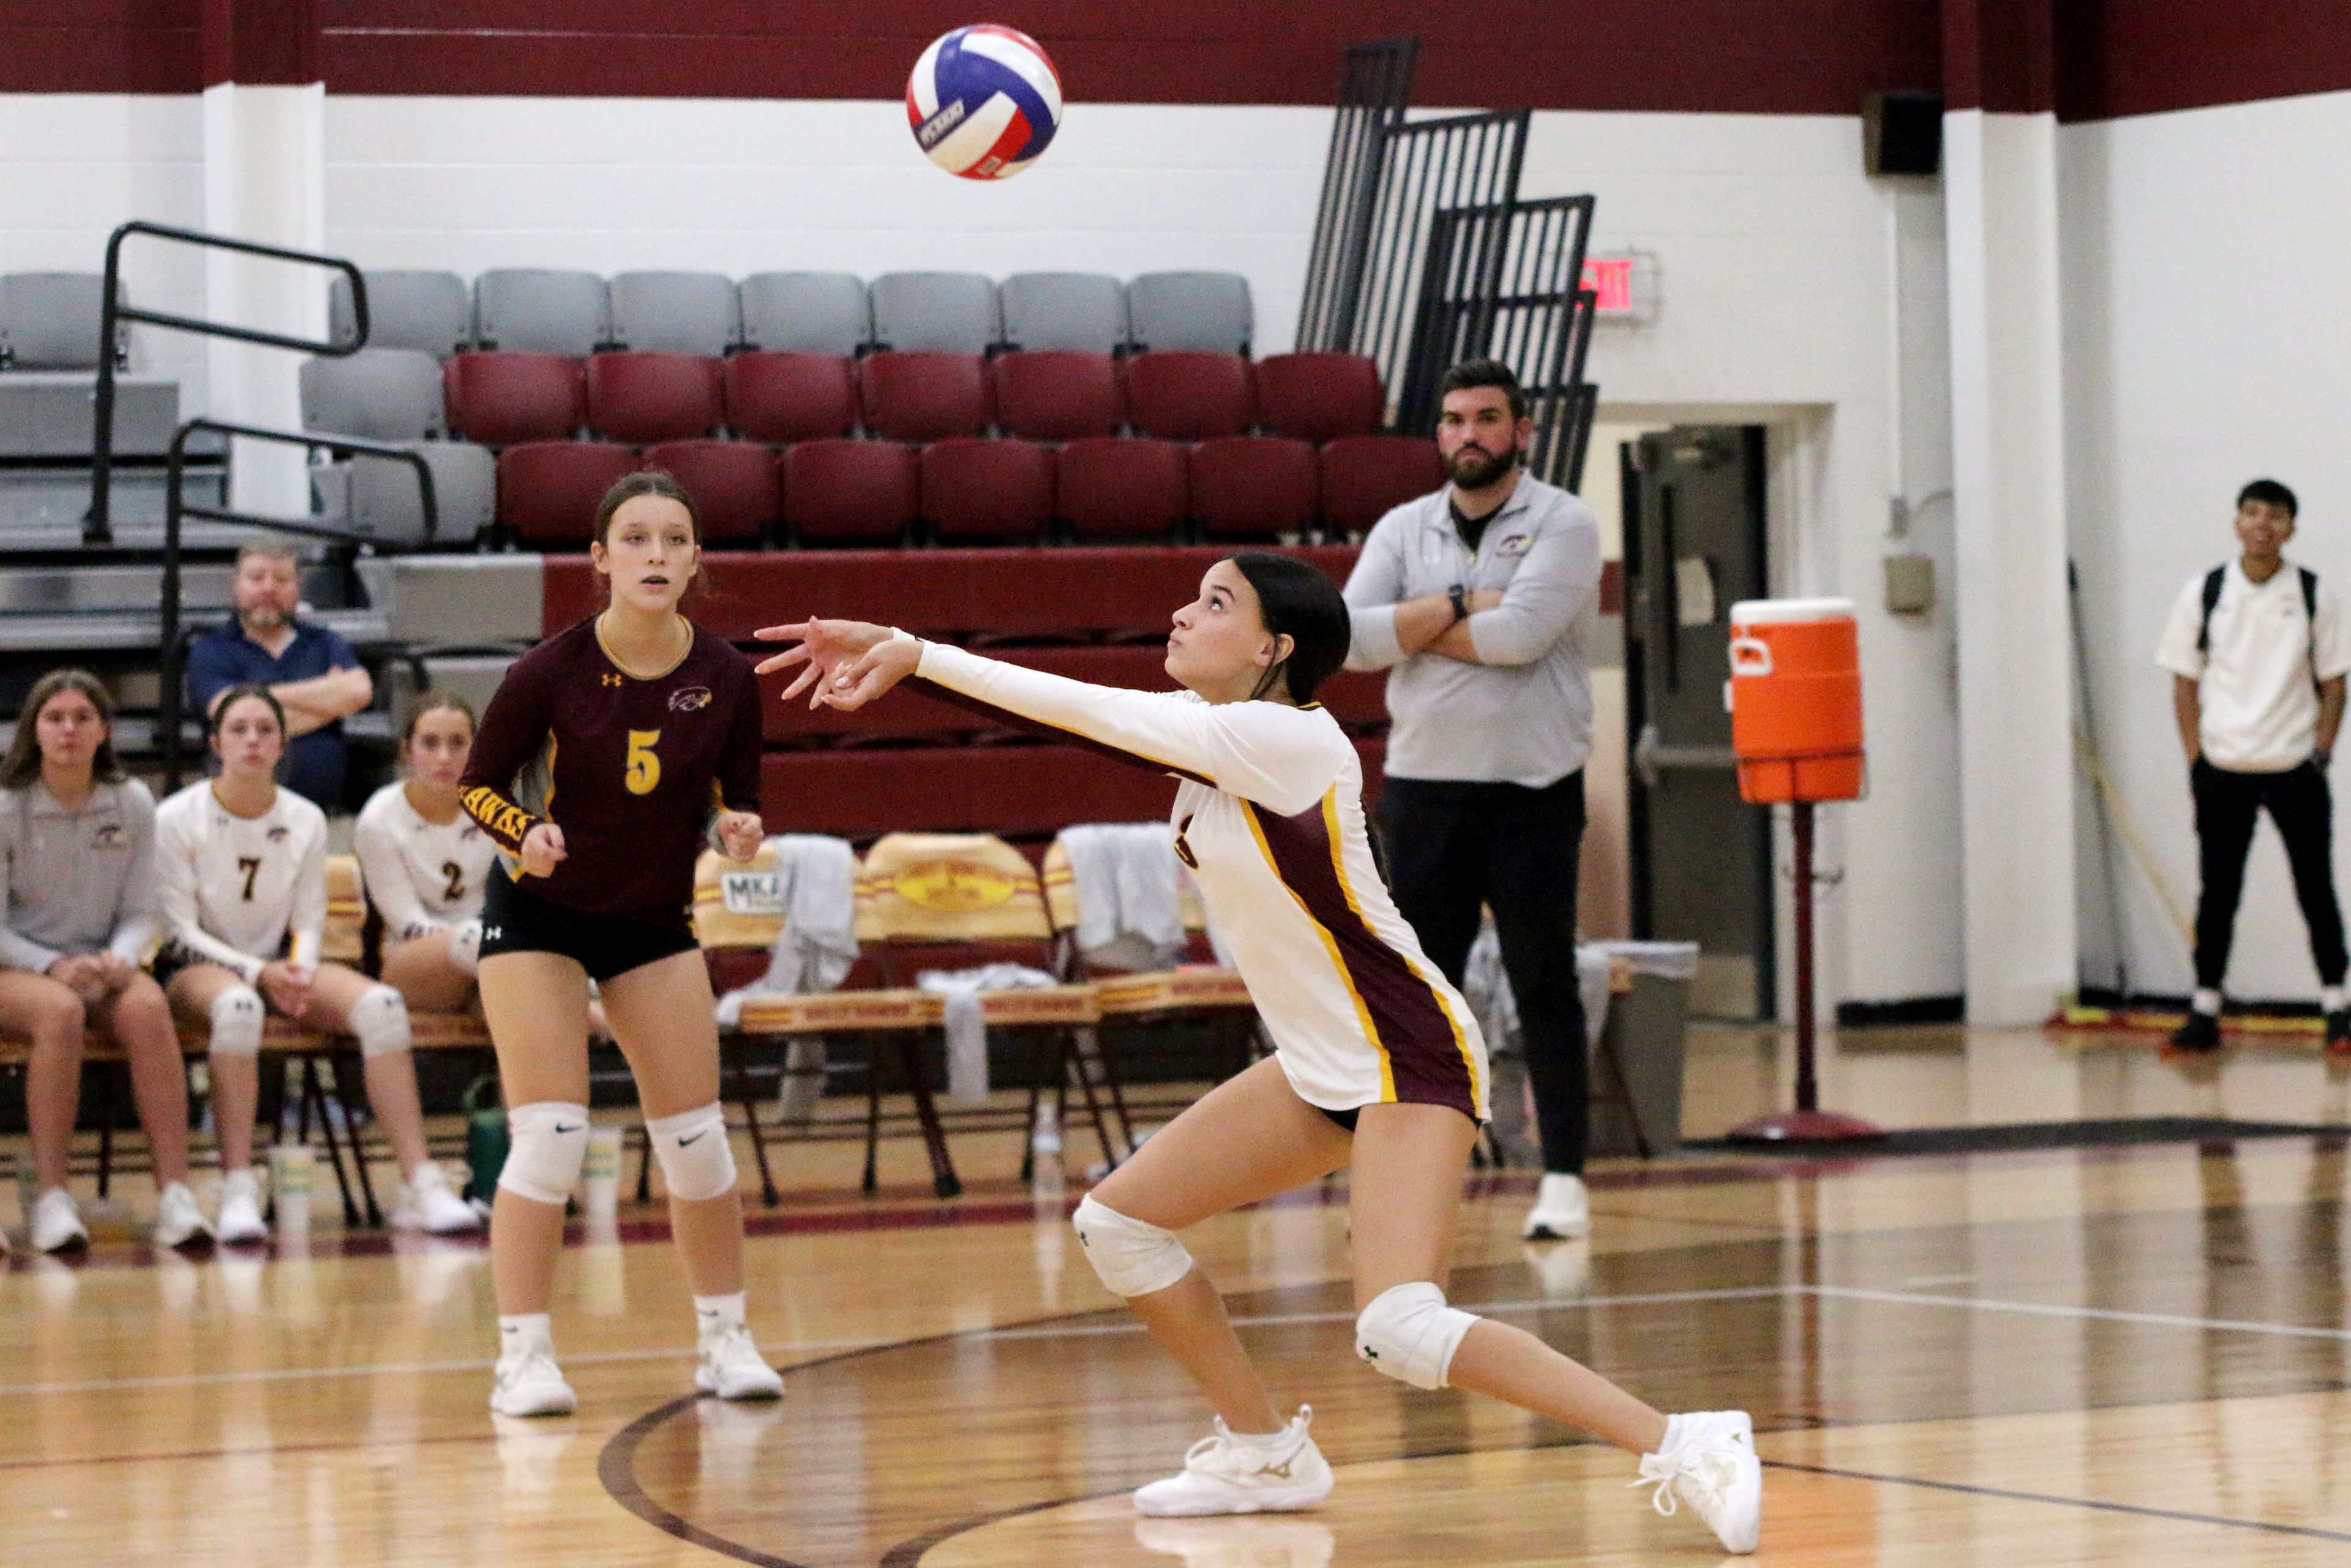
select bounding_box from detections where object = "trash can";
[1582,940,1698,1158]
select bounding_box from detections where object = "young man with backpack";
[2156,478,2351,1054]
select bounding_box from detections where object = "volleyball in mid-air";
[906,25,1062,181]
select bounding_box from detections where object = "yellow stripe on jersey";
[1242,795,1397,1102]
[1319,790,1481,1115]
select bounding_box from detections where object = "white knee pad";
[499,1101,590,1206]
[1071,1193,1196,1298]
[1355,1281,1479,1391]
[448,918,482,977]
[348,984,413,1060]
[208,985,265,1058]
[646,1102,737,1201]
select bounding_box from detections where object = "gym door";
[1624,426,1774,1019]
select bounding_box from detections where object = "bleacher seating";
[860,351,991,441]
[1126,351,1254,440]
[1254,351,1385,441]
[920,438,1052,542]
[1320,434,1447,534]
[609,270,740,356]
[301,349,448,440]
[1189,437,1319,539]
[724,351,859,442]
[782,439,919,544]
[992,351,1123,440]
[740,271,871,354]
[999,271,1128,353]
[1056,437,1188,541]
[497,440,638,544]
[444,351,584,445]
[647,438,777,541]
[868,271,1000,353]
[1127,271,1253,354]
[473,268,610,356]
[585,351,725,442]
[329,270,471,357]
[0,272,122,368]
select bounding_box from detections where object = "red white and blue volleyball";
[907,26,1063,181]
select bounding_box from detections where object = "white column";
[1943,108,2077,1024]
[202,81,326,519]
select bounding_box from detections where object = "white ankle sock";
[2322,987,2347,1015]
[498,1313,552,1354]
[1228,1419,1291,1446]
[2192,988,2223,1016]
[694,1291,746,1337]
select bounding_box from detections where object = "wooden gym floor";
[4,1024,2350,1565]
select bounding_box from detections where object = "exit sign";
[1581,253,1657,321]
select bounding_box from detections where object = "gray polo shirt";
[0,778,159,972]
[1341,472,1602,788]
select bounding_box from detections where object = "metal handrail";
[159,418,436,791]
[89,221,372,545]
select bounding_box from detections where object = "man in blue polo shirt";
[186,539,373,808]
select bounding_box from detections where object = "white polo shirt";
[2156,557,2351,772]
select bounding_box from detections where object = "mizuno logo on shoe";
[1249,1460,1294,1480]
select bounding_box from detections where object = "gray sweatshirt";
[1342,472,1602,787]
[0,778,159,972]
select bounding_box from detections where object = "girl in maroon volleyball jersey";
[459,471,782,1417]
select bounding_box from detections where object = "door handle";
[1633,723,1740,789]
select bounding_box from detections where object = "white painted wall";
[2062,88,2351,1005]
[0,95,208,408]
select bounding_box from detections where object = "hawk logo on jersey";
[669,686,713,713]
[1498,533,1532,558]
[266,826,290,842]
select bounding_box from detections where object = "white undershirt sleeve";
[914,640,1348,817]
[353,809,443,939]
[107,784,159,963]
[156,809,263,984]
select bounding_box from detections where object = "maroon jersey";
[460,616,763,927]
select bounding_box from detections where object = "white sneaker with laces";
[695,1322,784,1400]
[152,1182,213,1249]
[1522,1172,1590,1240]
[1632,1409,1762,1554]
[29,1187,89,1253]
[1134,1406,1335,1518]
[216,1168,270,1245]
[490,1338,577,1417]
[391,1161,483,1234]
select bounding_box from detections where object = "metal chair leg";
[861,1044,882,1195]
[95,1060,120,1199]
[1064,1029,1120,1172]
[1079,1024,1134,1157]
[896,1032,961,1199]
[302,1058,363,1228]
[633,1123,654,1204]
[336,1054,384,1226]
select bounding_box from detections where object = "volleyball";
[906,25,1062,181]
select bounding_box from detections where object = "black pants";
[2192,757,2348,991]
[1377,770,1588,1174]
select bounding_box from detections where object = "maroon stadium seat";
[782,438,918,545]
[991,351,1123,440]
[442,351,582,445]
[1188,437,1318,539]
[859,351,991,441]
[646,439,777,542]
[496,441,639,546]
[1125,351,1254,440]
[921,438,1052,542]
[1254,351,1385,441]
[585,351,723,443]
[1055,437,1187,540]
[1319,434,1447,535]
[724,351,857,443]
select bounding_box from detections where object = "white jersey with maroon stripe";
[154,781,329,981]
[913,639,1488,1120]
[354,782,498,939]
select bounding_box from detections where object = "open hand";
[752,620,899,707]
[519,821,568,879]
[817,636,923,711]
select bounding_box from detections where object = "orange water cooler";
[1723,597,1883,1144]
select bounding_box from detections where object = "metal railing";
[1297,37,1418,356]
[89,221,370,545]
[158,418,436,790]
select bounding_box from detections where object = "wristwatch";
[1447,583,1471,623]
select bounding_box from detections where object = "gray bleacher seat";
[472,268,610,356]
[300,349,447,441]
[1127,271,1254,356]
[336,441,498,549]
[740,271,869,355]
[999,272,1130,353]
[0,272,123,369]
[329,269,471,357]
[868,272,1001,354]
[610,271,740,356]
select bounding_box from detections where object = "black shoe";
[2168,1010,2222,1052]
[2326,1010,2350,1057]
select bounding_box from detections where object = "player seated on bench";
[0,670,204,1253]
[356,693,498,1015]
[154,683,479,1244]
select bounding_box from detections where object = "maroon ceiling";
[0,1,2341,123]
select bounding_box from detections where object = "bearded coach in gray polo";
[1341,358,1603,1241]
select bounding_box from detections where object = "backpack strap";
[2196,565,2227,654]
[2304,566,2322,684]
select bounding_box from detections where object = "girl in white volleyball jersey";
[155,684,478,1243]
[759,554,1761,1555]
[355,693,498,1015]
